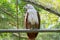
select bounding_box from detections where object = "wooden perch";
[23,0,60,17]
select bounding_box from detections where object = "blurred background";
[0,0,60,40]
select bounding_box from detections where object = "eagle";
[24,4,40,40]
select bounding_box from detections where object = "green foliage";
[0,0,60,40]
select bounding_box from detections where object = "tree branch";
[23,0,60,17]
[0,8,15,19]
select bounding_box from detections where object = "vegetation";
[0,0,60,40]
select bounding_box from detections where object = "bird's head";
[23,4,34,10]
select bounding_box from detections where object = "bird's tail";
[28,38,35,40]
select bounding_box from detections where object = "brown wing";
[33,11,40,29]
[24,12,31,29]
[24,12,28,27]
[36,11,40,29]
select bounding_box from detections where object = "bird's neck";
[27,9,37,14]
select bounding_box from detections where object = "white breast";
[27,9,38,24]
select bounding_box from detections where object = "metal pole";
[0,29,60,33]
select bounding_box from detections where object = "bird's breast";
[28,13,38,24]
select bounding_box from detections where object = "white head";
[24,4,35,10]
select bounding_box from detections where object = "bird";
[24,4,40,40]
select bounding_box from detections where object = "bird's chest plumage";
[27,10,38,25]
